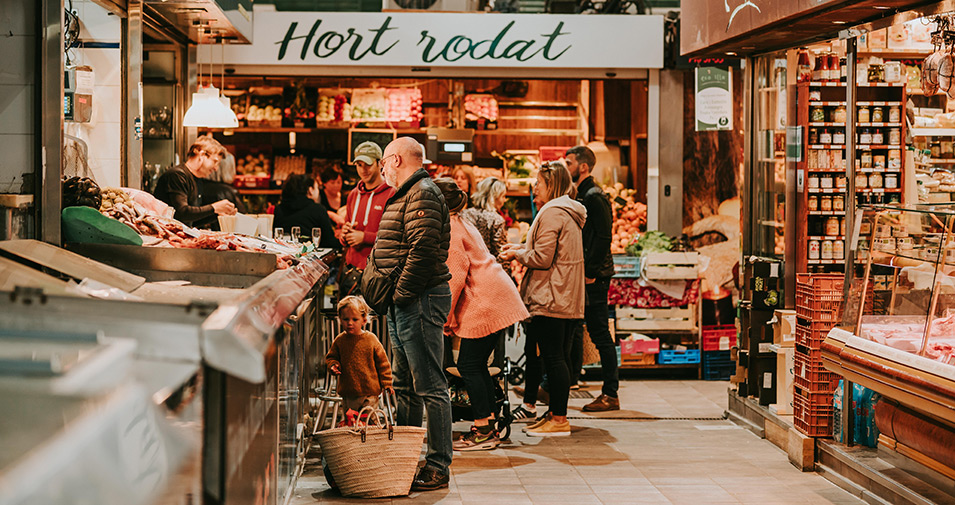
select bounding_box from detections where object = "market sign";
[202,11,663,69]
[695,67,733,131]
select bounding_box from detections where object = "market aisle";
[293,381,865,505]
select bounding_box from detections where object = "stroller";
[444,328,515,440]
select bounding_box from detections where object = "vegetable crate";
[619,337,660,355]
[612,255,640,278]
[658,349,700,364]
[615,306,695,331]
[642,252,700,280]
[795,273,844,323]
[701,324,737,351]
[702,350,734,380]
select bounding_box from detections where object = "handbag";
[339,264,363,298]
[360,251,404,315]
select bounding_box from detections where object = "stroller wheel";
[497,419,511,441]
[508,366,524,386]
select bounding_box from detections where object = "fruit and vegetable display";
[387,88,424,123]
[285,81,316,124]
[318,93,350,122]
[464,94,499,121]
[62,176,102,210]
[247,104,283,125]
[624,230,672,257]
[248,88,284,125]
[236,154,271,176]
[350,89,386,121]
[604,183,648,255]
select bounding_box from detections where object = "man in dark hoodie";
[564,145,620,412]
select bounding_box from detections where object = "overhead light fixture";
[832,20,847,24]
[873,6,890,10]
[182,28,238,128]
[726,52,738,56]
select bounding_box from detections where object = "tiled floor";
[292,380,865,505]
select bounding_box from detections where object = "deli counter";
[821,205,955,479]
[0,239,334,505]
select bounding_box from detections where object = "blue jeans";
[388,283,453,475]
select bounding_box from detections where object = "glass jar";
[809,240,821,260]
[820,175,834,188]
[888,149,901,168]
[860,129,873,145]
[826,216,840,236]
[821,240,834,259]
[809,174,820,189]
[836,175,847,189]
[889,106,901,123]
[858,106,870,123]
[856,172,869,188]
[808,195,819,211]
[868,64,885,83]
[809,128,819,144]
[869,172,883,188]
[841,217,847,236]
[814,54,828,81]
[833,106,847,123]
[861,151,873,169]
[833,194,844,211]
[797,49,813,82]
[872,107,884,122]
[811,106,826,122]
[820,195,832,211]
[889,128,901,146]
[833,130,845,144]
[834,239,845,260]
[873,155,886,168]
[872,129,884,144]
[820,129,832,144]
[885,173,898,188]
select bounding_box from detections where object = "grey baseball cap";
[354,141,383,165]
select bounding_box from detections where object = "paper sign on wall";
[695,67,733,131]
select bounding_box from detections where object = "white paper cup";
[218,215,237,233]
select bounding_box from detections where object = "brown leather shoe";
[582,394,620,412]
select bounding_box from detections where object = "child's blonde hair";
[337,295,371,318]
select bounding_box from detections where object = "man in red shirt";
[341,141,396,272]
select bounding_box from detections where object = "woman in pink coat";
[433,178,529,452]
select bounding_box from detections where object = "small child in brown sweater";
[325,296,393,411]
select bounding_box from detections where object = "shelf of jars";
[796,80,906,273]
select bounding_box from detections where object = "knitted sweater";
[446,215,529,338]
[325,331,393,397]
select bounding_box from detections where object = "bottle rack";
[796,81,906,273]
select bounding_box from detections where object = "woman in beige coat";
[500,161,586,437]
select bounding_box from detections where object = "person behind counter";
[319,166,346,228]
[451,166,476,202]
[153,136,236,226]
[273,174,338,249]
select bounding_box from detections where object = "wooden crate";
[621,352,656,366]
[615,306,695,331]
[642,252,700,280]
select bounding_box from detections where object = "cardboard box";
[774,309,797,347]
[774,346,795,416]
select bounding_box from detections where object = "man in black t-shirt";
[154,136,236,226]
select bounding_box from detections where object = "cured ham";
[922,50,943,96]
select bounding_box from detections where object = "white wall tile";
[0,85,34,135]
[92,85,122,123]
[0,0,36,36]
[0,134,34,193]
[87,121,122,163]
[79,48,122,86]
[0,35,35,86]
[78,2,121,43]
[90,158,122,188]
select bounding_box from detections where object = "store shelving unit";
[795,81,906,274]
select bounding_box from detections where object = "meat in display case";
[821,204,955,477]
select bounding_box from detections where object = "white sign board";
[200,12,663,70]
[695,66,733,131]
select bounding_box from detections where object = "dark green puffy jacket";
[369,169,451,306]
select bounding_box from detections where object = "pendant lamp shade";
[183,85,239,128]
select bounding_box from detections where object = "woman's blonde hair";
[537,161,577,201]
[337,295,370,318]
[471,176,506,211]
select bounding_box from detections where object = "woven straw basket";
[315,397,426,498]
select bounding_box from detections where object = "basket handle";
[355,405,391,442]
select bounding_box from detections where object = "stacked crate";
[701,325,736,380]
[793,273,844,437]
[735,257,782,404]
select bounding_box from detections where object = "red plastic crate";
[795,321,836,350]
[620,338,660,355]
[795,273,844,322]
[793,350,840,391]
[794,383,835,407]
[702,325,737,351]
[793,389,834,437]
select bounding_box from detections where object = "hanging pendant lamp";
[182,29,239,128]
